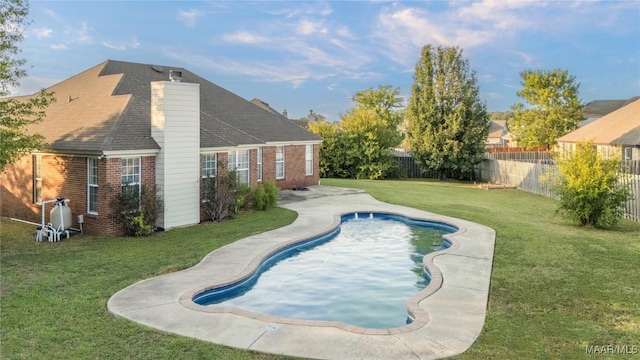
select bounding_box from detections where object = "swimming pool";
[193,212,457,329]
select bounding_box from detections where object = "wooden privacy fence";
[475,159,640,223]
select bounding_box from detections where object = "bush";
[202,169,238,222]
[553,141,632,228]
[112,184,162,237]
[252,182,278,211]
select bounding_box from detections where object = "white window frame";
[228,150,250,185]
[623,147,632,161]
[33,154,42,204]
[201,153,217,202]
[121,157,141,208]
[257,147,263,182]
[201,153,217,179]
[276,146,285,179]
[305,144,313,176]
[87,158,99,214]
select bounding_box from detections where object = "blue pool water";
[193,213,456,329]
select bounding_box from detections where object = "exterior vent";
[169,70,182,82]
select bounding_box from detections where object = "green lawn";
[2,180,639,359]
[1,209,299,360]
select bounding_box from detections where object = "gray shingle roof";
[24,60,321,153]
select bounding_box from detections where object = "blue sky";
[14,0,640,121]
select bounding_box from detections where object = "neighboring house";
[580,97,639,127]
[1,60,322,236]
[557,98,640,161]
[485,120,509,147]
[250,98,289,120]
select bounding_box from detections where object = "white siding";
[151,81,200,229]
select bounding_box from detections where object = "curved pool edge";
[180,211,464,335]
[107,186,496,360]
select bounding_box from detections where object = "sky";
[13,0,640,122]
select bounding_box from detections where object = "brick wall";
[276,144,320,189]
[1,154,87,229]
[1,154,156,237]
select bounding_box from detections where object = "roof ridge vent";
[169,70,182,82]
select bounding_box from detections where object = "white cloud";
[297,19,327,36]
[102,36,140,50]
[51,43,68,50]
[32,27,53,39]
[179,9,203,27]
[222,31,268,44]
[336,26,353,39]
[67,21,92,45]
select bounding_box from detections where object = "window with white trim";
[275,146,285,179]
[228,150,249,185]
[257,147,263,182]
[121,157,141,207]
[87,158,98,214]
[201,153,217,202]
[33,154,42,204]
[201,153,217,178]
[305,144,313,175]
[623,147,632,161]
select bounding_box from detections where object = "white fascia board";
[102,149,160,158]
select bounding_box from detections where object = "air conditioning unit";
[169,70,182,82]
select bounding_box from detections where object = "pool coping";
[108,186,496,360]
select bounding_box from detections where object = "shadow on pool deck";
[278,185,366,205]
[108,185,496,360]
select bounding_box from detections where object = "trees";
[510,69,583,150]
[553,141,631,228]
[308,85,403,180]
[0,0,55,172]
[406,45,489,180]
[341,85,403,179]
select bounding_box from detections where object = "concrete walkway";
[108,186,496,360]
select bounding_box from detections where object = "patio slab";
[108,185,496,360]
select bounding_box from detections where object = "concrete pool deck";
[108,186,496,360]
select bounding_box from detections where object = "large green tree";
[406,45,489,180]
[510,69,583,150]
[308,85,403,179]
[0,0,55,172]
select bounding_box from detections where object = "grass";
[1,209,299,360]
[2,179,639,359]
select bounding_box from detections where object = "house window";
[87,158,98,214]
[228,150,249,185]
[276,146,285,179]
[201,153,217,178]
[121,157,141,207]
[305,144,313,176]
[201,153,217,202]
[257,147,263,182]
[623,147,632,161]
[33,154,42,204]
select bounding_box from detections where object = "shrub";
[252,182,278,211]
[112,184,162,237]
[202,169,238,222]
[553,141,632,228]
[232,184,251,215]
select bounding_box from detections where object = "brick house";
[1,60,322,236]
